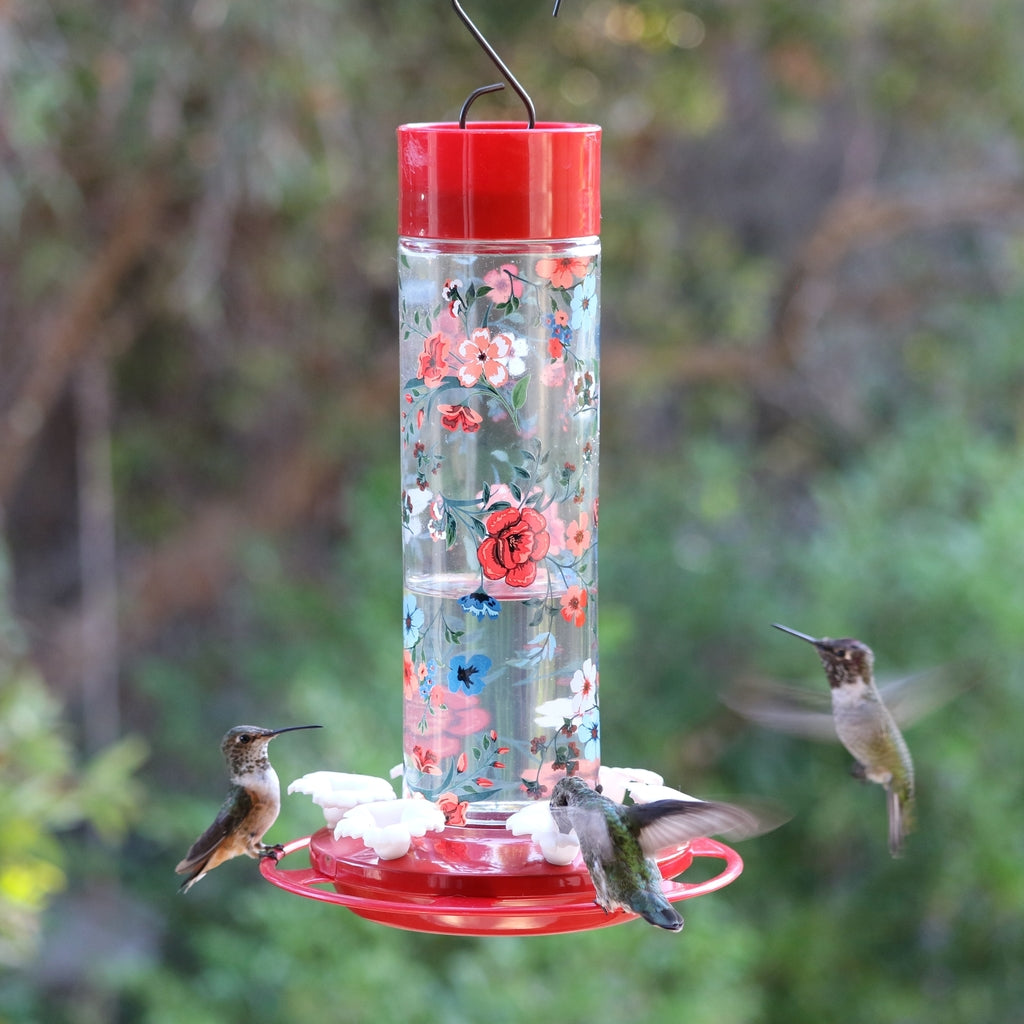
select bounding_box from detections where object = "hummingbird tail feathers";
[176,866,205,893]
[887,788,915,858]
[630,890,684,931]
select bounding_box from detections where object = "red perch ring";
[260,826,744,936]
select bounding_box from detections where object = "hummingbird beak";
[267,725,323,737]
[772,623,821,645]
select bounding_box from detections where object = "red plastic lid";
[398,122,601,241]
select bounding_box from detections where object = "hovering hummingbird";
[549,776,773,931]
[771,624,915,856]
[176,724,322,892]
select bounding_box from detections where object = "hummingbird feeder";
[261,0,746,935]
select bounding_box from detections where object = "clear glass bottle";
[397,122,601,825]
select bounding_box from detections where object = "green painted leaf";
[511,375,530,410]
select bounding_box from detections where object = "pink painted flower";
[560,585,588,627]
[535,256,589,289]
[456,328,512,388]
[438,403,483,433]
[477,506,550,588]
[403,650,417,699]
[417,332,450,388]
[566,511,591,558]
[541,361,566,388]
[482,263,523,304]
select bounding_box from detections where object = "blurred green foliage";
[3,0,1024,1021]
[0,553,147,971]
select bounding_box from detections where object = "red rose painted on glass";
[417,332,450,388]
[477,506,550,588]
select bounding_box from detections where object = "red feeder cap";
[398,122,601,241]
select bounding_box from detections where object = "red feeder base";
[260,826,743,936]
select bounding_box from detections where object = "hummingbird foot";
[848,761,868,782]
[257,843,286,862]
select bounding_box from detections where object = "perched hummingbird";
[176,724,322,892]
[772,624,915,856]
[549,776,771,931]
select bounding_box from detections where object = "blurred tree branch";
[771,178,1024,363]
[0,177,168,508]
[604,177,1024,388]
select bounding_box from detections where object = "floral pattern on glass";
[400,244,600,818]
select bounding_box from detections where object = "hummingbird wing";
[721,675,836,740]
[175,784,253,881]
[626,799,779,857]
[871,667,969,726]
[555,801,618,861]
[724,667,967,738]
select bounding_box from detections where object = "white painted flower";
[402,486,435,540]
[506,333,530,378]
[570,658,599,716]
[534,697,575,728]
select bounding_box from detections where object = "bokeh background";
[3,1,1024,1021]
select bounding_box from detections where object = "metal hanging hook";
[453,1,565,128]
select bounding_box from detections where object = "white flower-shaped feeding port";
[288,772,397,826]
[505,765,700,866]
[289,766,702,865]
[288,771,444,860]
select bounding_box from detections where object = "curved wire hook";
[453,1,566,128]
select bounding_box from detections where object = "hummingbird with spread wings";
[549,776,778,930]
[729,625,926,856]
[176,724,321,892]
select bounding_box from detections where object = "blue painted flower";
[569,271,598,334]
[543,312,573,347]
[418,659,440,701]
[577,708,600,756]
[403,594,424,648]
[448,654,493,695]
[458,590,500,620]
